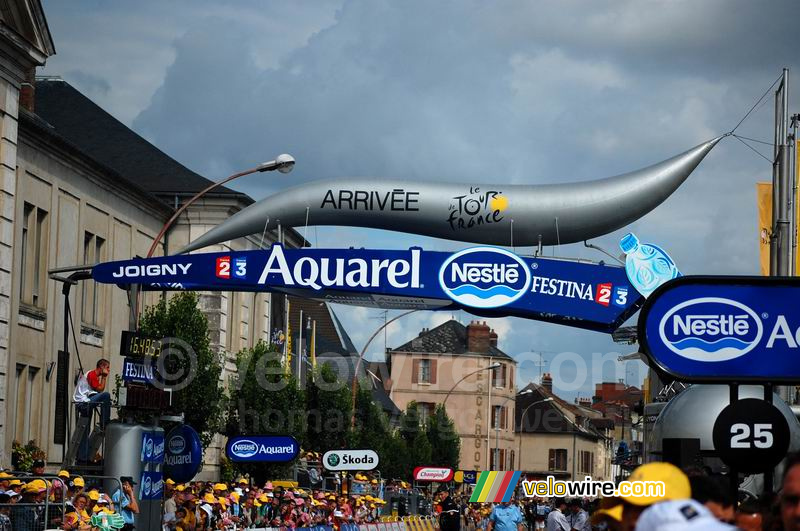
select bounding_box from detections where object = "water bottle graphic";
[619,233,680,298]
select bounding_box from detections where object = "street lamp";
[146,153,295,259]
[442,362,502,407]
[350,309,419,428]
[493,389,532,470]
[516,396,555,469]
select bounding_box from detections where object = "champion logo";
[439,247,530,309]
[658,297,763,362]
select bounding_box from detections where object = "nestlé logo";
[439,247,530,309]
[658,297,763,362]
[231,440,259,459]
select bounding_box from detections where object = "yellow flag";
[757,182,772,276]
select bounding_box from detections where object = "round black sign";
[712,398,790,473]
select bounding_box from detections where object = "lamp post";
[132,154,295,327]
[492,389,532,470]
[442,362,501,407]
[350,309,419,428]
[516,397,555,469]
[146,153,295,259]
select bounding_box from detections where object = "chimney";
[466,321,490,353]
[20,67,35,113]
[578,397,592,406]
[489,329,498,348]
[541,372,553,392]
[418,327,429,337]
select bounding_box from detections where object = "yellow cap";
[24,479,47,493]
[0,472,12,479]
[203,493,217,504]
[72,477,85,488]
[87,490,100,501]
[9,480,22,487]
[176,484,186,492]
[591,504,623,524]
[57,470,70,479]
[218,497,228,507]
[259,494,269,503]
[620,462,690,506]
[166,479,176,486]
[230,492,240,503]
[213,483,228,491]
[254,500,262,508]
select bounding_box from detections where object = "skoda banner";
[225,435,300,463]
[164,425,203,483]
[92,244,641,332]
[640,276,800,382]
[323,450,379,471]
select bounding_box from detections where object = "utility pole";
[772,68,791,276]
[771,69,793,404]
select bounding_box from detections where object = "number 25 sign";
[712,398,790,473]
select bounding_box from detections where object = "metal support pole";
[486,357,493,470]
[729,384,739,503]
[764,384,774,493]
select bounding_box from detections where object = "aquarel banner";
[92,244,643,332]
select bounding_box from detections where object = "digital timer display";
[120,331,164,359]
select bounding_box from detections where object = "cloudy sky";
[41,0,800,401]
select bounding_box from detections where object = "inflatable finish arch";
[181,137,722,254]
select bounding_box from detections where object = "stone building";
[387,320,517,471]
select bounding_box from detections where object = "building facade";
[388,320,517,471]
[516,381,612,481]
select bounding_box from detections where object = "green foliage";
[138,292,225,447]
[306,363,351,452]
[226,340,306,482]
[219,456,235,484]
[426,404,461,469]
[12,440,45,472]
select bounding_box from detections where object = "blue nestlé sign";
[164,425,203,483]
[640,276,800,382]
[91,245,642,332]
[225,435,300,463]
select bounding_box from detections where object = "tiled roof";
[390,320,513,360]
[516,383,605,440]
[34,78,246,199]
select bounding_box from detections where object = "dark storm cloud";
[42,0,800,400]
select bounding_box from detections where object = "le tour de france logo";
[439,247,531,309]
[657,297,763,362]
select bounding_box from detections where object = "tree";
[426,404,460,469]
[305,362,351,452]
[138,292,225,446]
[226,340,306,481]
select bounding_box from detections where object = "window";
[492,405,508,429]
[19,202,48,307]
[493,364,506,388]
[13,364,40,444]
[412,359,436,384]
[417,402,435,426]
[549,449,568,472]
[579,451,594,474]
[81,231,106,326]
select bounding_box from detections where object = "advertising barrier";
[164,424,203,483]
[93,245,642,332]
[323,449,379,471]
[639,276,800,382]
[226,435,300,463]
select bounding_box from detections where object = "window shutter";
[430,359,437,384]
[412,360,419,384]
[491,406,496,428]
[548,449,555,470]
[501,364,507,386]
[501,406,507,429]
[509,367,514,388]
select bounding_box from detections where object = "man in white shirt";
[568,499,590,531]
[545,498,570,531]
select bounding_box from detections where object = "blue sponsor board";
[139,470,164,500]
[92,245,642,332]
[640,276,800,382]
[164,425,203,483]
[462,470,478,485]
[122,357,156,384]
[226,435,300,463]
[141,432,164,463]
